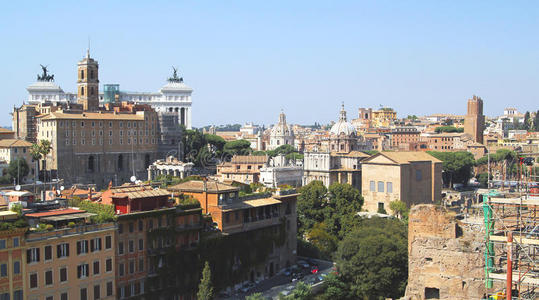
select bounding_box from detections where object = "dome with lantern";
[330,103,357,136]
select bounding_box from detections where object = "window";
[13,261,20,274]
[0,240,4,249]
[118,242,124,255]
[416,169,423,181]
[81,86,85,96]
[138,258,144,272]
[61,293,67,300]
[45,270,53,285]
[13,237,19,247]
[30,273,38,288]
[128,240,134,253]
[129,260,134,274]
[13,291,22,300]
[369,181,375,192]
[0,264,6,277]
[93,261,100,275]
[46,296,53,300]
[57,243,69,258]
[378,181,384,192]
[105,258,112,272]
[27,247,40,263]
[77,263,89,278]
[106,281,113,296]
[94,284,100,300]
[45,245,52,260]
[1,293,9,300]
[60,267,67,282]
[77,240,89,255]
[80,288,87,300]
[128,222,134,233]
[378,202,385,212]
[105,236,112,249]
[91,238,102,252]
[118,224,123,234]
[119,263,125,277]
[138,220,143,231]
[387,182,393,193]
[138,239,143,251]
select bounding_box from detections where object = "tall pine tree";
[197,261,213,300]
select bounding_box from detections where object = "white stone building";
[26,68,193,129]
[268,111,295,150]
[259,155,303,188]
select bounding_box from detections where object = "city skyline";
[1,1,538,128]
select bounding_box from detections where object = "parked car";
[310,266,319,274]
[297,260,310,269]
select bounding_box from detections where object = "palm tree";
[30,140,52,183]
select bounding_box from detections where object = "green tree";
[319,273,349,300]
[30,139,52,182]
[204,134,226,154]
[476,172,491,188]
[523,111,531,130]
[326,183,363,239]
[335,217,408,299]
[246,293,266,300]
[434,126,464,133]
[288,281,311,300]
[223,140,252,156]
[297,181,328,235]
[534,110,539,131]
[307,222,338,259]
[7,158,29,184]
[389,200,409,220]
[427,151,475,188]
[197,261,213,300]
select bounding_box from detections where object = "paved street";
[218,258,334,300]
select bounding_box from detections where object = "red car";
[311,266,318,274]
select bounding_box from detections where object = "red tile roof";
[25,208,85,218]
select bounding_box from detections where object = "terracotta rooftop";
[0,139,33,148]
[168,180,240,193]
[109,185,170,199]
[230,155,268,164]
[0,128,14,133]
[25,208,86,218]
[364,151,442,164]
[330,151,370,158]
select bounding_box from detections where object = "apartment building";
[0,226,26,300]
[24,211,116,300]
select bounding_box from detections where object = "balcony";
[222,215,281,235]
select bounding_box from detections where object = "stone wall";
[404,204,491,300]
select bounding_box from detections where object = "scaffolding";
[483,192,539,299]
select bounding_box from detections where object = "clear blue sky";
[1,1,538,127]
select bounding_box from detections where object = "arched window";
[118,154,123,171]
[81,86,85,96]
[88,156,95,172]
[81,70,85,80]
[90,70,94,79]
[90,87,94,95]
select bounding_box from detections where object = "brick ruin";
[404,204,499,300]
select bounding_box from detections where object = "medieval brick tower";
[464,95,485,144]
[77,49,99,111]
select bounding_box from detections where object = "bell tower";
[77,49,99,111]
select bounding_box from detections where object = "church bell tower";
[77,49,99,111]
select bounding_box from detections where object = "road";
[218,258,334,300]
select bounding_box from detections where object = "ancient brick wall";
[404,204,492,300]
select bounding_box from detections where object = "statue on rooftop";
[168,66,184,83]
[37,64,54,82]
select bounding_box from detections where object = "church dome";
[330,104,356,136]
[270,111,294,138]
